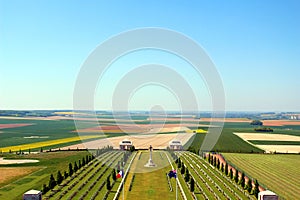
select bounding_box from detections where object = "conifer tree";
[234,170,239,183]
[253,179,260,198]
[69,163,73,177]
[190,178,195,192]
[56,170,63,185]
[48,174,56,189]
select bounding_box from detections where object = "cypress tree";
[106,176,111,190]
[190,178,195,192]
[112,169,116,181]
[213,157,216,166]
[234,170,239,183]
[178,159,181,168]
[48,174,56,189]
[69,163,73,177]
[253,179,259,198]
[184,168,190,182]
[64,171,68,179]
[74,161,78,172]
[229,168,233,179]
[181,164,185,174]
[225,162,229,176]
[82,157,86,166]
[42,184,48,194]
[56,171,63,185]
[221,163,224,172]
[246,178,252,193]
[78,160,82,169]
[240,172,245,188]
[217,159,220,169]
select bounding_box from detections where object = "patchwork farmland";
[0,113,300,199]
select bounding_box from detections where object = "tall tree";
[78,160,82,169]
[229,168,233,179]
[225,162,229,176]
[221,163,224,172]
[74,161,78,172]
[106,176,111,190]
[178,158,181,168]
[56,170,63,185]
[181,164,185,174]
[253,179,260,198]
[64,171,68,179]
[68,163,73,177]
[42,184,48,194]
[240,172,245,188]
[234,170,239,183]
[184,168,190,182]
[112,169,116,181]
[217,159,220,169]
[190,177,195,192]
[82,157,86,166]
[48,174,56,189]
[246,178,252,193]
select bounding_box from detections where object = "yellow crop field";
[0,135,103,152]
[186,129,207,133]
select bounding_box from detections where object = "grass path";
[125,151,183,200]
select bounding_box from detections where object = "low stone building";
[169,140,183,150]
[258,190,279,200]
[23,189,42,200]
[119,139,133,150]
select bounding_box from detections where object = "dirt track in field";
[0,123,33,129]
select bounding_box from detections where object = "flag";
[116,170,123,179]
[168,169,177,178]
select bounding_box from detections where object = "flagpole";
[176,168,178,200]
[123,169,125,200]
[123,180,124,200]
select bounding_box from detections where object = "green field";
[222,153,300,199]
[248,140,300,145]
[0,118,126,152]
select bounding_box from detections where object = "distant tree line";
[250,120,263,126]
[254,127,273,132]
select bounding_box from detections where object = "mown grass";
[0,151,91,200]
[222,153,300,199]
[125,151,184,200]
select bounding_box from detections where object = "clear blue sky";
[1,0,299,111]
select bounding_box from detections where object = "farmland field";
[0,151,92,200]
[222,153,300,199]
